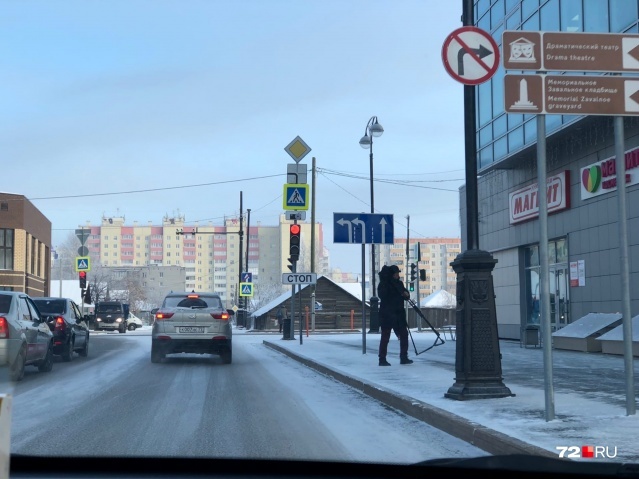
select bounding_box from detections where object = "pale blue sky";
[1,0,467,272]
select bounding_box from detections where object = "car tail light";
[55,317,66,331]
[211,312,229,321]
[155,312,174,320]
[212,336,227,340]
[0,317,8,339]
[187,294,199,299]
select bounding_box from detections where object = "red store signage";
[509,171,571,225]
[580,146,639,200]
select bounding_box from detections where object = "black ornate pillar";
[445,250,514,400]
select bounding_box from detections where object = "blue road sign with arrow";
[241,272,252,283]
[333,213,394,244]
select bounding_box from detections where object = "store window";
[523,238,570,332]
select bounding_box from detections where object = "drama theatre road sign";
[502,31,639,73]
[333,213,393,245]
[504,74,639,116]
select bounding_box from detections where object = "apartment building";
[82,213,326,307]
[379,238,461,296]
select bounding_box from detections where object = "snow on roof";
[250,275,367,318]
[420,289,456,309]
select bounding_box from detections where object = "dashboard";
[9,455,638,479]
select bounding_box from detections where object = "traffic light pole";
[289,261,296,341]
[285,221,301,341]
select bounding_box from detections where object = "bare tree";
[51,232,83,280]
[87,264,111,305]
[122,273,148,312]
[250,279,286,311]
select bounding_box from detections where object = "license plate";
[178,326,205,334]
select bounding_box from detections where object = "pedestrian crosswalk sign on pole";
[239,282,254,297]
[75,256,91,272]
[283,183,309,211]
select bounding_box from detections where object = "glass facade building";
[476,0,639,171]
[466,1,639,342]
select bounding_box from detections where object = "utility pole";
[245,208,251,328]
[405,215,410,327]
[310,157,317,332]
[238,191,244,328]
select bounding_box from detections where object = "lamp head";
[369,118,384,137]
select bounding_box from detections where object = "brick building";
[0,193,51,296]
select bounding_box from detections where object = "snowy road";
[9,331,484,463]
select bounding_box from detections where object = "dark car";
[0,292,54,381]
[31,297,90,361]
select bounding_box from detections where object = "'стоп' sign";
[281,273,317,285]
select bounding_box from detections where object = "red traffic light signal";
[78,271,87,289]
[289,224,301,262]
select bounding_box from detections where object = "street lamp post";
[359,116,383,334]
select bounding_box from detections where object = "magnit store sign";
[581,146,639,200]
[509,171,570,224]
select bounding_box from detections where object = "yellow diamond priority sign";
[284,136,311,163]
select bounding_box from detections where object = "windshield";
[163,296,223,309]
[96,305,123,314]
[2,0,639,475]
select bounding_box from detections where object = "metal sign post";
[333,212,394,355]
[502,29,636,417]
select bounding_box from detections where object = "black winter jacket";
[377,277,409,329]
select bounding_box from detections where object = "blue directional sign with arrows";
[333,213,394,244]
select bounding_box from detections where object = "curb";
[263,340,556,458]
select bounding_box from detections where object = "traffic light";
[79,271,87,289]
[420,269,426,281]
[409,282,415,292]
[289,224,301,262]
[410,263,417,282]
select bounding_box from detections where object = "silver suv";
[0,292,54,381]
[151,292,232,364]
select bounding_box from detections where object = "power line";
[29,173,282,200]
[318,168,460,192]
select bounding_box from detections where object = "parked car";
[127,313,144,331]
[151,292,232,364]
[31,297,90,361]
[0,291,54,381]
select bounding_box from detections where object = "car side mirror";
[151,308,159,315]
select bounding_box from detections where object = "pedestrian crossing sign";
[239,282,254,297]
[283,183,309,211]
[75,256,91,272]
